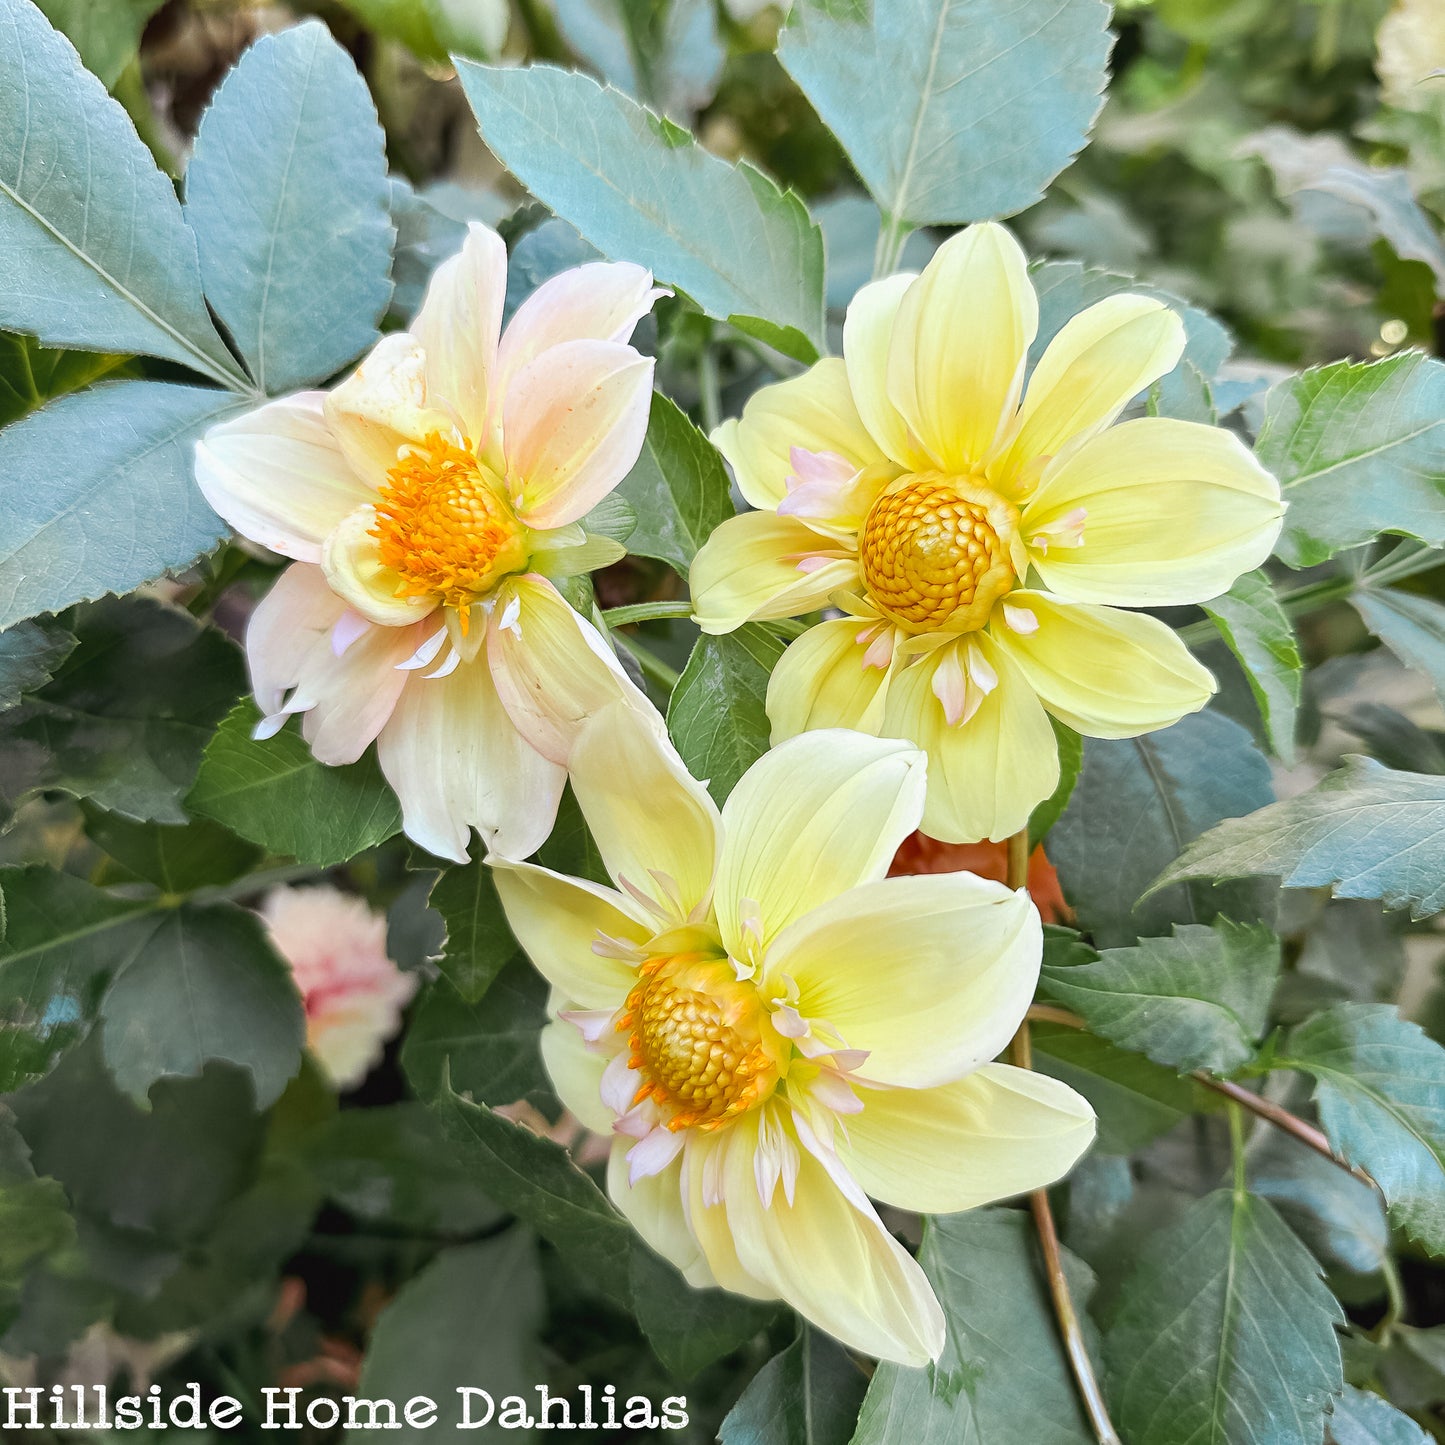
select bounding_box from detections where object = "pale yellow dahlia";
[490,703,1095,1365]
[691,223,1284,843]
[1377,0,1445,110]
[196,224,665,861]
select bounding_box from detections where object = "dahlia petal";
[765,617,891,739]
[195,393,372,562]
[843,272,926,469]
[320,504,438,627]
[608,1141,716,1289]
[991,591,1215,739]
[541,1020,615,1134]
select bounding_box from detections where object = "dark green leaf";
[616,393,734,575]
[1152,755,1445,920]
[779,0,1111,228]
[719,1328,865,1445]
[1280,1004,1445,1254]
[0,597,243,825]
[455,61,825,360]
[1204,571,1302,763]
[0,1107,74,1317]
[33,0,165,88]
[1255,353,1445,568]
[1048,710,1275,947]
[188,700,402,867]
[82,803,261,892]
[0,383,242,628]
[185,21,394,393]
[0,618,75,710]
[0,0,246,385]
[98,901,305,1110]
[1103,1190,1344,1445]
[428,853,517,1004]
[1353,588,1445,708]
[852,1210,1094,1444]
[1029,718,1083,846]
[1040,920,1280,1076]
[668,626,784,805]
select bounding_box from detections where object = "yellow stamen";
[372,432,528,624]
[620,955,779,1132]
[858,474,1019,631]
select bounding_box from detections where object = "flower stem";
[612,631,681,691]
[603,600,695,626]
[872,212,914,280]
[1013,828,1121,1445]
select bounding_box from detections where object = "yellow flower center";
[619,956,780,1132]
[858,474,1018,631]
[372,431,529,616]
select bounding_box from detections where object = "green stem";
[699,344,722,436]
[1373,1254,1407,1345]
[612,632,681,691]
[1228,1099,1249,1202]
[603,600,695,627]
[512,0,571,62]
[872,211,914,280]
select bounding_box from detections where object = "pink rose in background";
[262,885,417,1090]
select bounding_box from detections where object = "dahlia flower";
[691,222,1284,842]
[261,884,416,1090]
[490,703,1095,1365]
[196,223,664,861]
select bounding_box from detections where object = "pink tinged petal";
[602,1050,642,1117]
[486,575,660,766]
[245,564,419,765]
[808,1067,865,1117]
[503,339,655,529]
[776,447,884,532]
[195,393,372,562]
[376,655,564,863]
[324,332,452,486]
[1001,602,1041,636]
[412,222,508,445]
[494,261,663,416]
[628,1124,686,1184]
[330,608,370,657]
[607,1141,714,1288]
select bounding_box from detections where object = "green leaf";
[188,700,403,867]
[616,393,733,575]
[81,804,261,893]
[0,333,131,429]
[852,1210,1094,1443]
[1040,920,1280,1076]
[668,625,784,805]
[1103,1190,1344,1445]
[401,961,550,1106]
[778,0,1111,228]
[719,1328,866,1445]
[1328,1388,1430,1445]
[430,1083,773,1373]
[0,597,244,825]
[1204,570,1302,763]
[348,1234,545,1443]
[1032,1021,1206,1154]
[1255,352,1445,568]
[427,852,517,1004]
[0,382,242,628]
[0,866,155,1093]
[0,1107,74,1310]
[1279,1004,1445,1254]
[1029,717,1082,845]
[308,1103,503,1235]
[1048,710,1275,947]
[455,61,825,360]
[98,901,305,1110]
[33,0,164,88]
[0,0,247,387]
[1152,755,1445,920]
[184,21,394,393]
[1353,588,1445,708]
[0,618,74,710]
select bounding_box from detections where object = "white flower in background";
[196,223,665,862]
[1377,0,1445,110]
[490,703,1095,1365]
[262,885,416,1090]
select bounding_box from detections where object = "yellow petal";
[541,1020,615,1134]
[486,576,655,766]
[715,1109,946,1366]
[994,295,1185,483]
[320,505,438,627]
[1022,418,1284,605]
[607,1140,714,1286]
[681,1130,782,1301]
[886,223,1037,472]
[991,591,1215,738]
[764,873,1040,1088]
[376,655,564,863]
[690,511,859,636]
[491,858,646,1009]
[711,358,885,512]
[843,273,925,468]
[839,1064,1096,1213]
[713,731,925,957]
[766,617,891,739]
[882,633,1058,843]
[569,702,722,926]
